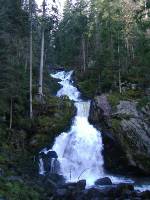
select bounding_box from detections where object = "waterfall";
[50,71,104,185]
[50,158,56,173]
[39,70,150,191]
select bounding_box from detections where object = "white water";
[51,71,104,185]
[40,70,150,191]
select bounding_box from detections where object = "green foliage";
[0,177,40,200]
[30,95,75,150]
[111,119,120,130]
[54,0,88,66]
[52,0,150,97]
[108,93,122,108]
[138,96,150,108]
[108,89,143,109]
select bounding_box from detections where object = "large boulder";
[80,183,135,199]
[89,95,150,175]
[39,150,60,175]
[76,180,86,190]
[95,177,112,185]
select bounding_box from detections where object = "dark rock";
[76,180,86,190]
[6,176,23,183]
[89,94,150,175]
[84,188,103,198]
[47,151,58,159]
[140,190,150,199]
[56,188,67,197]
[39,151,60,175]
[49,173,65,185]
[46,178,57,189]
[95,177,112,185]
[89,95,111,124]
[117,183,134,191]
[115,183,134,197]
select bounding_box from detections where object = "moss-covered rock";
[30,95,75,151]
[89,94,150,175]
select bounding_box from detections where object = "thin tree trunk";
[29,0,33,119]
[145,0,148,19]
[131,44,135,60]
[95,15,101,52]
[118,32,120,67]
[82,36,86,72]
[119,70,122,94]
[38,0,46,98]
[9,97,13,129]
[25,56,28,73]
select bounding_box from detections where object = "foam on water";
[40,70,150,191]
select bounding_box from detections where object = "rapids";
[39,70,150,191]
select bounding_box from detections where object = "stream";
[39,70,150,192]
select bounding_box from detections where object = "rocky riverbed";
[31,175,150,200]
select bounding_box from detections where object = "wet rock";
[49,173,65,185]
[95,177,112,185]
[89,94,150,175]
[76,180,86,190]
[39,151,60,175]
[45,178,57,190]
[115,183,134,197]
[84,188,103,199]
[45,180,149,200]
[47,151,58,158]
[140,190,150,199]
[89,95,111,123]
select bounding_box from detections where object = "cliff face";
[89,94,150,175]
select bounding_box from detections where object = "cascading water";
[39,70,150,191]
[50,71,104,185]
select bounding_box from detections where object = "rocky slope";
[89,94,150,175]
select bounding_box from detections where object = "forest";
[0,0,150,199]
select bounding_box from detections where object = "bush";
[0,178,40,200]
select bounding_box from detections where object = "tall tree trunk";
[9,97,13,129]
[82,36,86,72]
[95,15,101,54]
[119,70,122,94]
[38,0,46,98]
[118,34,120,63]
[29,0,33,119]
[145,0,148,19]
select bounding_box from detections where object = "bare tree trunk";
[119,70,122,94]
[9,98,13,129]
[82,36,86,72]
[145,0,148,19]
[25,56,28,73]
[29,0,33,119]
[131,44,135,60]
[38,0,46,98]
[95,15,101,53]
